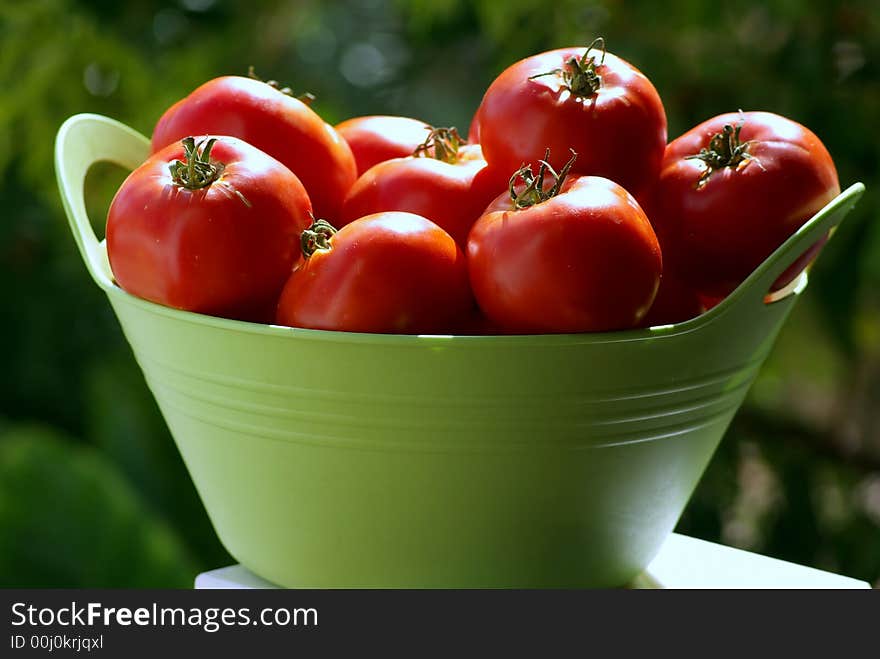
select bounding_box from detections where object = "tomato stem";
[529,37,606,97]
[686,113,762,187]
[412,126,465,164]
[168,137,225,190]
[301,215,337,258]
[248,66,316,105]
[509,148,578,209]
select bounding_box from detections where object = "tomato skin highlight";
[467,176,662,333]
[151,76,356,222]
[475,46,667,202]
[107,136,313,323]
[650,111,840,298]
[275,212,474,334]
[339,144,506,248]
[466,108,481,144]
[335,115,431,176]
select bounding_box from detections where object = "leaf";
[0,424,197,587]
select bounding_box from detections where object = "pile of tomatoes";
[107,39,841,334]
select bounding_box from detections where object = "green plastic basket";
[55,113,864,588]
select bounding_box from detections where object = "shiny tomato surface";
[340,142,504,248]
[276,212,473,334]
[468,175,662,333]
[151,75,356,221]
[107,136,312,323]
[475,43,667,201]
[650,111,840,297]
[335,115,430,176]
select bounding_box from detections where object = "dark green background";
[1,0,878,587]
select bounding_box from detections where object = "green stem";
[509,148,578,209]
[686,114,760,186]
[412,126,465,163]
[300,216,337,258]
[529,37,607,97]
[168,137,224,190]
[248,65,316,105]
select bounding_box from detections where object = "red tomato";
[107,136,312,323]
[475,39,667,201]
[275,212,473,334]
[650,111,841,297]
[467,156,662,333]
[640,269,705,327]
[467,108,481,144]
[335,115,430,176]
[698,293,724,311]
[457,309,502,336]
[339,128,505,247]
[151,75,356,221]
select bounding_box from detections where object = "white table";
[195,533,870,589]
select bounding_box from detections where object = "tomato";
[457,309,502,336]
[475,39,667,201]
[640,269,704,327]
[698,293,724,311]
[650,111,840,298]
[339,127,506,247]
[151,74,356,222]
[275,212,473,334]
[466,108,481,144]
[467,154,662,333]
[107,136,312,323]
[335,115,430,176]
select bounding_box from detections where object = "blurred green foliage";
[0,0,878,586]
[0,425,196,587]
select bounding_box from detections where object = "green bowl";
[55,113,864,588]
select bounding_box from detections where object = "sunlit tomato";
[275,213,473,334]
[339,128,506,247]
[151,74,356,221]
[467,157,662,333]
[650,111,840,297]
[335,115,430,176]
[107,136,313,323]
[475,39,667,201]
[467,107,481,144]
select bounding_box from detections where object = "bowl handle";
[718,182,865,316]
[54,113,151,285]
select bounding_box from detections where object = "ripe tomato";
[107,136,312,323]
[475,39,667,201]
[650,111,840,297]
[275,212,473,334]
[467,154,662,333]
[640,269,705,327]
[339,127,505,247]
[335,115,430,176]
[466,108,481,144]
[151,74,356,221]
